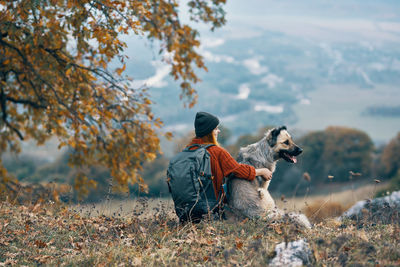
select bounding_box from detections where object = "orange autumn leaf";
[235,238,244,250]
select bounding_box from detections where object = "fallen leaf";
[240,218,248,225]
[35,239,47,248]
[235,238,243,250]
[273,225,282,235]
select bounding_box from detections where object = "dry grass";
[1,197,399,266]
[277,182,388,215]
[72,198,176,220]
[71,182,389,225]
[1,182,399,265]
[303,201,349,223]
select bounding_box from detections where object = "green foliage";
[28,153,71,183]
[270,161,309,196]
[376,170,400,197]
[2,150,112,202]
[138,154,170,197]
[380,132,400,178]
[1,154,46,181]
[297,126,374,183]
[391,170,400,191]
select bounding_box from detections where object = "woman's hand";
[255,168,273,181]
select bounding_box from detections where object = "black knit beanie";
[194,112,219,137]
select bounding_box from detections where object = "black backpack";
[166,144,221,223]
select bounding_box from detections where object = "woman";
[188,111,272,204]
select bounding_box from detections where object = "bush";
[1,154,47,181]
[139,154,170,197]
[380,132,400,178]
[375,170,400,197]
[296,126,374,184]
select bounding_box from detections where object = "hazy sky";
[212,0,400,43]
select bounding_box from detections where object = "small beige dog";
[227,126,311,228]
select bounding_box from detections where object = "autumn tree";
[0,0,227,195]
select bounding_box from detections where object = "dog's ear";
[268,127,280,147]
[278,125,287,132]
[272,126,287,138]
[268,126,287,147]
[271,128,280,138]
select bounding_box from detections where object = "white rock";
[340,190,400,220]
[270,239,312,267]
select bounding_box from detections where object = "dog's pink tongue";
[289,155,297,163]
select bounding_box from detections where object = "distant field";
[276,182,388,212]
[291,83,400,144]
[74,182,389,221]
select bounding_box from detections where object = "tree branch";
[6,96,47,109]
[0,88,24,140]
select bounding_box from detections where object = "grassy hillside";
[1,191,399,266]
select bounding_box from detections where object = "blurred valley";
[125,0,400,144]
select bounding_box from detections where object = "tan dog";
[227,126,311,228]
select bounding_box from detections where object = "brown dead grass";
[1,195,399,266]
[273,182,390,223]
[303,201,350,223]
[71,182,390,225]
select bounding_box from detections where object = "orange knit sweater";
[188,138,256,200]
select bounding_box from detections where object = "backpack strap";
[184,144,216,180]
[183,143,215,152]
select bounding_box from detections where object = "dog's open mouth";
[282,152,297,163]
